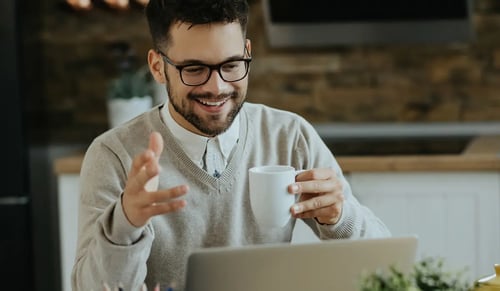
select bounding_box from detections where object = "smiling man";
[71,1,391,290]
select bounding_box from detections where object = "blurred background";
[2,0,500,290]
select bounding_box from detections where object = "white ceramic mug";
[248,165,300,228]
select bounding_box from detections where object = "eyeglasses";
[157,48,252,86]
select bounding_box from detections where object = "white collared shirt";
[160,103,239,172]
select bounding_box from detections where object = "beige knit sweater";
[71,102,390,291]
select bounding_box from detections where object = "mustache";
[187,91,237,101]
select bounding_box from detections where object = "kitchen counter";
[53,135,500,175]
[335,135,500,172]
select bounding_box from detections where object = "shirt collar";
[160,103,239,165]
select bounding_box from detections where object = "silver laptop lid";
[185,235,418,291]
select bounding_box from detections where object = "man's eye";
[183,66,206,74]
[221,61,242,71]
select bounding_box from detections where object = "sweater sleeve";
[295,117,392,239]
[71,139,154,291]
[314,176,392,239]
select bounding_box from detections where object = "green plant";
[107,65,154,99]
[359,257,473,291]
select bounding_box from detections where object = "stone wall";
[22,0,500,144]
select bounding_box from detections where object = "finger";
[295,168,335,182]
[297,193,315,203]
[129,132,162,179]
[146,198,187,217]
[143,132,163,192]
[123,184,188,226]
[290,179,338,195]
[129,159,161,195]
[125,157,160,198]
[291,191,343,215]
[129,149,156,178]
[290,168,338,194]
[295,203,343,222]
[145,185,188,215]
[149,131,164,159]
[103,283,111,291]
[144,185,189,205]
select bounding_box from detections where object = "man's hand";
[122,132,188,227]
[289,168,344,225]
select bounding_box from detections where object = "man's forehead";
[167,22,246,59]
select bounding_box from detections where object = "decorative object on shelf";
[103,0,130,10]
[64,0,148,11]
[359,256,473,291]
[474,264,500,291]
[65,0,92,10]
[106,42,154,128]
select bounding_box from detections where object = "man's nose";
[201,69,231,92]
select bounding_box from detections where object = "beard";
[166,81,244,136]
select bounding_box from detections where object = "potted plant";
[359,256,473,291]
[105,41,155,128]
[107,62,154,128]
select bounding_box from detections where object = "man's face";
[162,22,250,137]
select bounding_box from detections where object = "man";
[72,0,391,290]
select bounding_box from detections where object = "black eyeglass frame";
[156,48,252,86]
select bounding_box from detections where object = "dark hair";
[145,0,249,49]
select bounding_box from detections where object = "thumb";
[144,132,163,192]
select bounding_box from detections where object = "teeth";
[198,98,227,106]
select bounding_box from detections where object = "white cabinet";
[57,174,80,291]
[349,171,500,281]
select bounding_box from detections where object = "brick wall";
[23,0,500,144]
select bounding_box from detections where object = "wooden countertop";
[54,153,86,175]
[53,135,500,175]
[336,135,500,172]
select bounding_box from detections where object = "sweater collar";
[160,103,240,167]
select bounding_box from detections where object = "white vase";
[107,96,153,128]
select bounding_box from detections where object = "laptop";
[184,235,418,291]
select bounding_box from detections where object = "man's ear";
[148,49,166,84]
[245,39,252,57]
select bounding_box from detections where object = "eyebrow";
[174,53,247,66]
